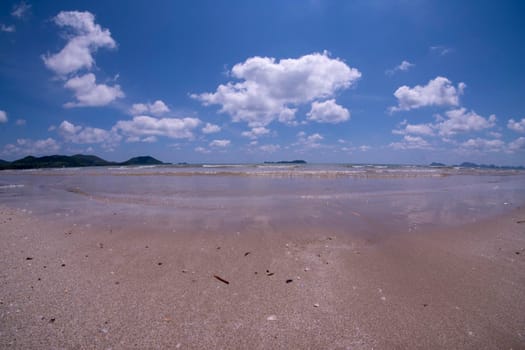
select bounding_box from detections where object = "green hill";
[0,154,165,170]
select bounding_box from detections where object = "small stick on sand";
[213,275,229,284]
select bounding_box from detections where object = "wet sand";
[1,205,524,349]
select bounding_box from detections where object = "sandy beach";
[1,200,524,349]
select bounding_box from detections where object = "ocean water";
[1,164,524,236]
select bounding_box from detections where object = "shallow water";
[1,164,524,236]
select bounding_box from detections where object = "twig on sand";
[213,275,229,284]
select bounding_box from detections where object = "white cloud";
[58,120,120,147]
[15,119,26,126]
[460,138,505,153]
[2,138,60,156]
[430,45,453,56]
[259,144,280,153]
[508,137,525,152]
[0,110,7,123]
[390,76,465,112]
[508,118,525,133]
[386,60,414,75]
[194,146,210,154]
[307,99,350,124]
[359,145,371,152]
[114,115,201,140]
[202,123,221,134]
[242,126,270,139]
[296,131,324,149]
[1,24,15,32]
[43,11,116,76]
[390,135,431,150]
[130,100,170,116]
[393,123,434,136]
[11,2,31,19]
[435,108,496,136]
[209,139,231,147]
[64,73,124,107]
[192,51,361,127]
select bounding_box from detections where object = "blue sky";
[1,0,524,164]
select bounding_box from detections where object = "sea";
[1,163,524,236]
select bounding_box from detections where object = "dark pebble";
[61,264,66,267]
[49,318,56,323]
[157,262,163,266]
[516,252,521,255]
[286,279,293,283]
[26,257,33,260]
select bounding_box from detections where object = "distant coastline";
[0,155,524,171]
[0,154,166,170]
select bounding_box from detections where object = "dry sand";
[1,205,524,349]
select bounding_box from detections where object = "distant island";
[263,160,307,164]
[429,162,524,170]
[0,154,166,170]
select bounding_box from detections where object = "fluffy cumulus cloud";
[390,76,465,112]
[386,60,414,75]
[130,100,170,116]
[508,118,525,133]
[58,120,120,147]
[114,116,201,140]
[64,73,124,107]
[242,126,270,139]
[390,135,432,150]
[307,99,350,124]
[193,51,360,127]
[460,138,505,153]
[202,123,221,134]
[435,108,496,136]
[0,110,7,123]
[296,131,324,149]
[2,138,60,156]
[209,139,231,147]
[43,11,116,76]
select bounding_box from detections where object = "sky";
[0,0,524,165]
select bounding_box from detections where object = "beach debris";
[516,252,521,255]
[351,211,361,217]
[244,252,251,256]
[26,257,33,260]
[182,269,188,273]
[49,318,56,323]
[266,272,275,276]
[213,275,230,284]
[286,279,293,283]
[267,315,277,321]
[304,267,310,272]
[517,220,525,224]
[313,303,320,308]
[61,263,66,267]
[157,262,163,266]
